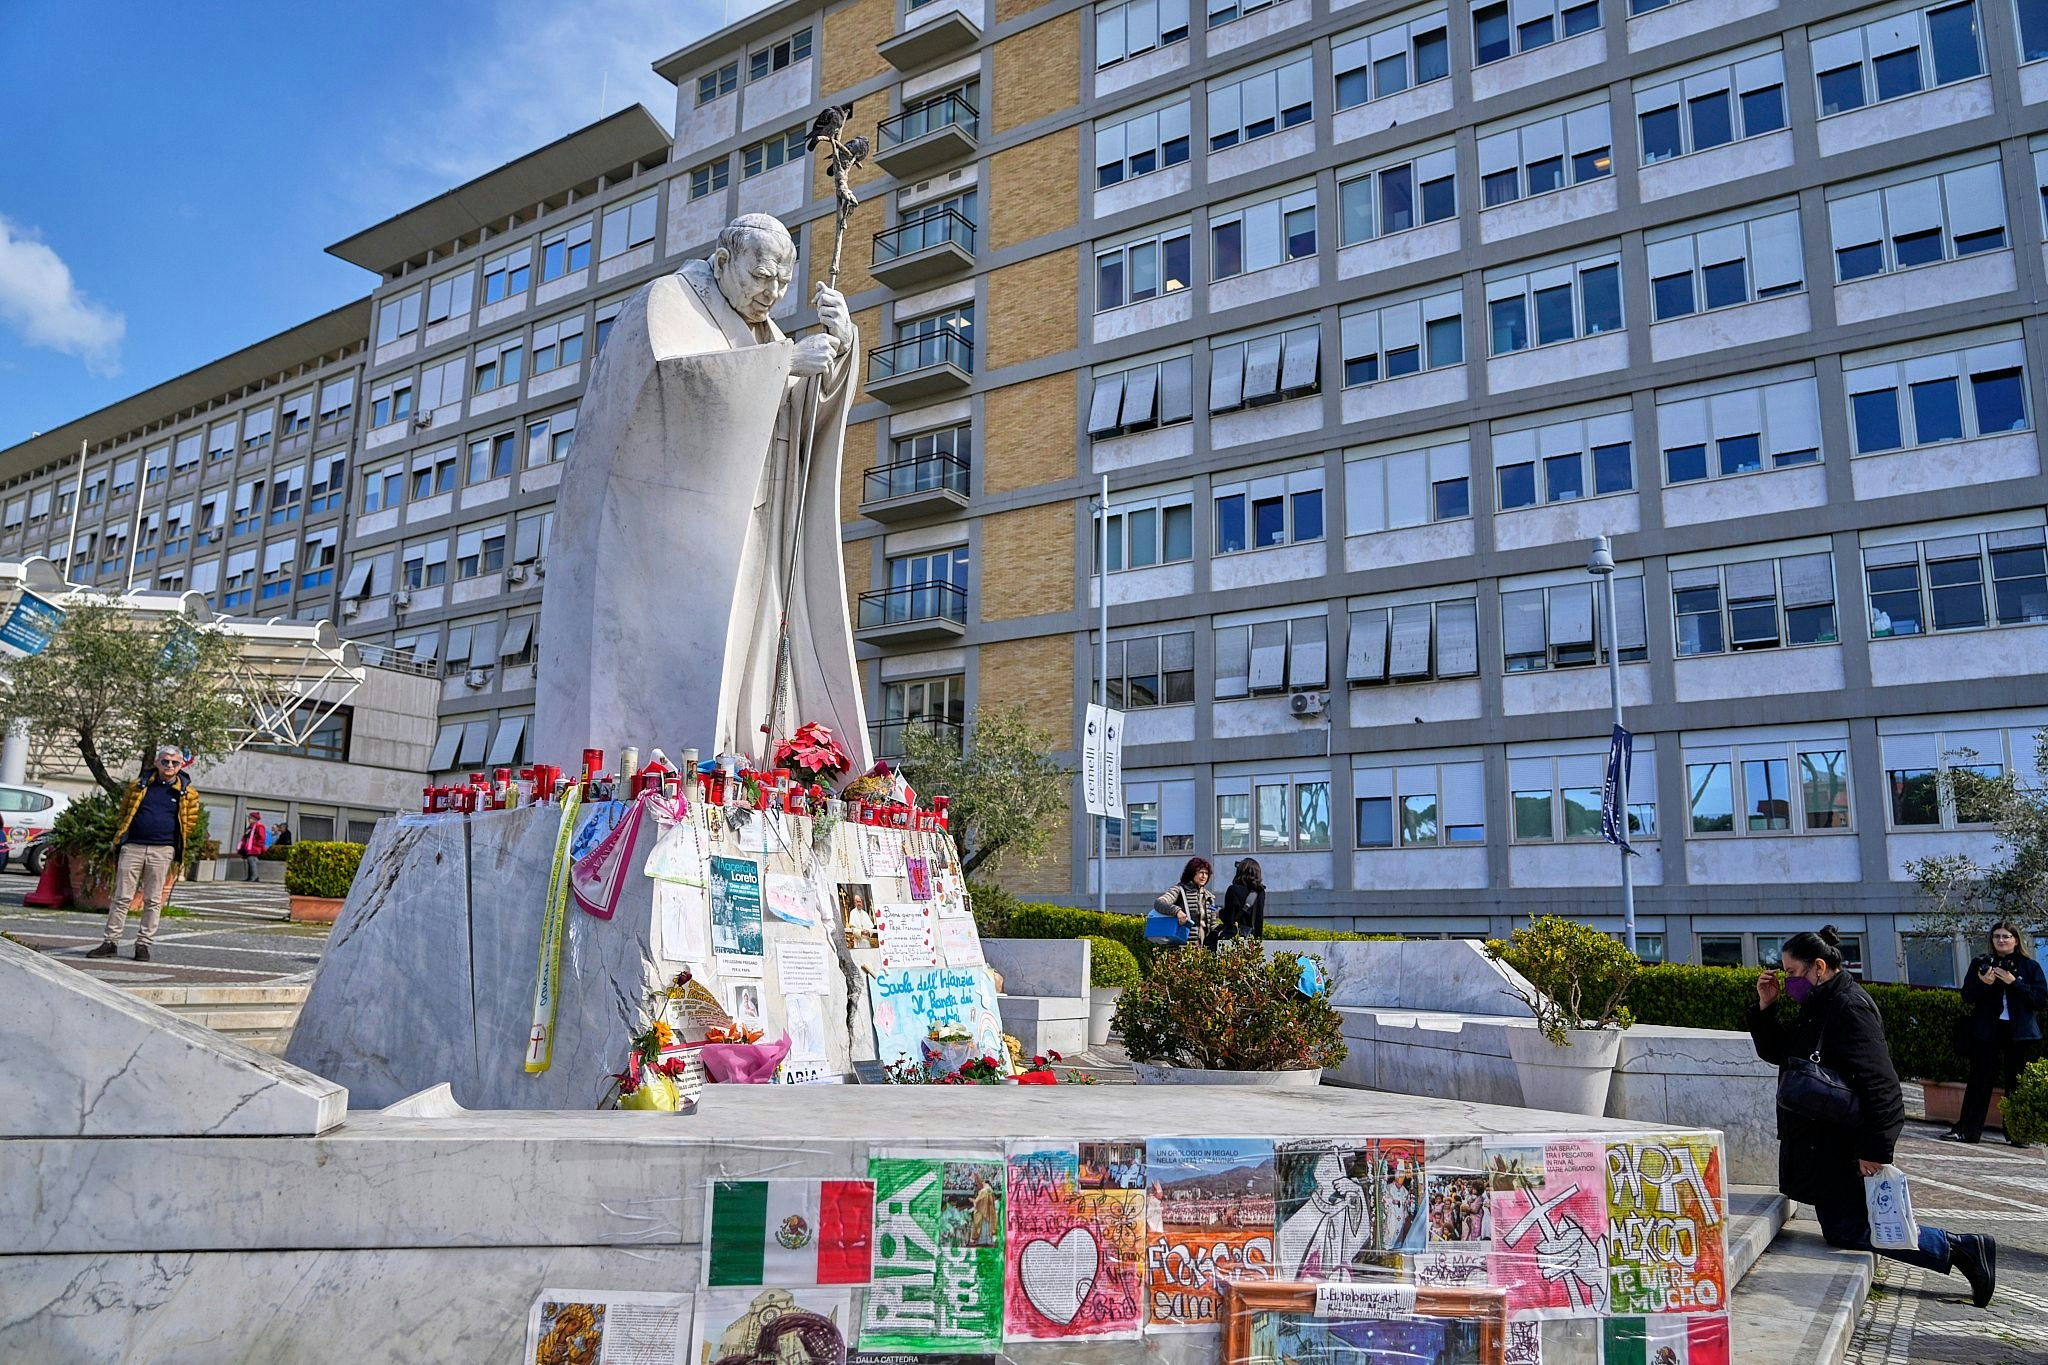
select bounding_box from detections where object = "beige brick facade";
[842,535,870,620]
[840,418,879,518]
[979,503,1072,622]
[821,0,893,100]
[996,808,1075,899]
[808,193,885,303]
[977,632,1073,741]
[981,376,1076,494]
[996,0,1048,24]
[989,130,1077,251]
[985,248,1076,372]
[850,305,881,401]
[991,12,1081,135]
[809,92,891,203]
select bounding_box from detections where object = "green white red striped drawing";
[705,1178,875,1287]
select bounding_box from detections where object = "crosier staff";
[763,108,869,755]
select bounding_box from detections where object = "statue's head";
[711,214,798,324]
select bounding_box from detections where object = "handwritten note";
[877,902,937,970]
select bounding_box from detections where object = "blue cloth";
[125,779,180,846]
[1814,1198,1953,1274]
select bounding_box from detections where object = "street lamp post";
[1587,534,1636,955]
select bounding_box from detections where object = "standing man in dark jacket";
[87,746,202,963]
[1749,926,1997,1307]
[1946,921,2047,1145]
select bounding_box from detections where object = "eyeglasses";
[156,757,182,767]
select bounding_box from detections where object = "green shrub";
[1627,964,1759,1033]
[1487,916,1639,1044]
[1007,901,1392,975]
[1113,940,1346,1070]
[1085,934,1143,989]
[2004,1058,2048,1146]
[967,881,1018,939]
[285,841,365,898]
[186,807,211,873]
[258,845,291,862]
[50,791,122,882]
[1866,981,1971,1084]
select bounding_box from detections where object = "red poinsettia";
[773,722,853,788]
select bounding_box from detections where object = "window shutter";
[1244,333,1284,400]
[342,561,373,599]
[1347,608,1389,682]
[1883,177,1943,240]
[445,627,474,667]
[1946,162,2008,240]
[1280,326,1320,392]
[1749,211,1805,294]
[1389,603,1434,678]
[430,726,464,771]
[1437,599,1479,675]
[1210,344,1246,411]
[1882,733,1941,770]
[1722,559,1777,601]
[1249,621,1289,691]
[488,716,528,766]
[1779,552,1836,607]
[1289,617,1328,688]
[1548,583,1595,646]
[1089,374,1127,435]
[1442,763,1485,829]
[1503,590,1547,657]
[1612,577,1648,651]
[1159,356,1194,423]
[1764,380,1822,457]
[1121,364,1159,427]
[1386,449,1430,529]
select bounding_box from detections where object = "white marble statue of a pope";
[534,213,874,774]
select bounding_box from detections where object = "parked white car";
[0,784,71,873]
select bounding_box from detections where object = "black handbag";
[1778,1027,1861,1126]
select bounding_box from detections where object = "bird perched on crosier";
[805,103,854,149]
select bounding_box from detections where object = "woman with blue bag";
[1148,857,1216,948]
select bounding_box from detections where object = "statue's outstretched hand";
[791,334,839,377]
[814,283,854,347]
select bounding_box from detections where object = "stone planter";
[188,860,218,883]
[1089,987,1122,1047]
[1922,1080,2006,1130]
[1507,1025,1622,1117]
[1132,1061,1323,1087]
[289,895,347,924]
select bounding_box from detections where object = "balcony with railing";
[869,712,965,760]
[870,208,976,290]
[855,580,967,644]
[860,450,970,523]
[873,92,979,178]
[866,330,973,403]
[880,1,981,70]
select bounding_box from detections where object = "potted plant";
[2004,1058,2048,1155]
[285,841,366,922]
[1113,939,1346,1085]
[50,791,122,910]
[1085,933,1142,1046]
[1487,916,1638,1116]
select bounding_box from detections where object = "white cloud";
[0,216,125,377]
[362,0,778,204]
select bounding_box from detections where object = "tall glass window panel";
[1743,757,1792,830]
[1688,761,1734,832]
[1801,750,1850,828]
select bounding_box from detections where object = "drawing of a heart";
[1020,1227,1099,1326]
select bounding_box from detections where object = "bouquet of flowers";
[773,721,853,789]
[606,972,715,1111]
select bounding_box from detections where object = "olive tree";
[902,703,1069,878]
[1906,729,2048,941]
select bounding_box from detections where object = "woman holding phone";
[1946,921,2047,1145]
[1748,926,1997,1307]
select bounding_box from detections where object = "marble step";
[123,981,309,1053]
[1726,1185,1791,1288]
[1729,1214,1874,1365]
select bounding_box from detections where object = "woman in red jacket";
[238,810,269,882]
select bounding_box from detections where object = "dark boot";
[133,943,151,963]
[86,940,117,959]
[1953,1233,1997,1308]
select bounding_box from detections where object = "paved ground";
[1846,1122,2048,1365]
[0,866,326,986]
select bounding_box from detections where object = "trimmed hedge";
[1008,902,1390,975]
[285,841,366,898]
[1627,962,1972,1083]
[1085,935,1144,989]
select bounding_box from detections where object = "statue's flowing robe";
[535,260,871,771]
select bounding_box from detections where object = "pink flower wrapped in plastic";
[698,1034,792,1083]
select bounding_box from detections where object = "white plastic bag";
[1864,1163,1921,1251]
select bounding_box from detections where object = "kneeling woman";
[1748,926,1997,1307]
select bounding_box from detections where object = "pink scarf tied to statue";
[570,793,676,919]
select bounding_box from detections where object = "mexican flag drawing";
[704,1178,876,1287]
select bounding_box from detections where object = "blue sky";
[0,0,771,447]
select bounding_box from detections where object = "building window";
[1210,322,1322,413]
[1486,253,1623,354]
[1214,615,1327,697]
[370,380,413,429]
[540,220,593,281]
[1347,597,1480,684]
[1864,525,2048,637]
[876,675,967,759]
[456,527,507,579]
[1097,492,1196,571]
[363,464,403,513]
[1214,470,1323,554]
[690,158,731,200]
[1502,576,1648,671]
[526,408,578,466]
[1637,50,1788,164]
[1812,0,1986,117]
[1097,0,1192,68]
[1647,207,1805,320]
[482,246,532,304]
[468,432,517,484]
[1828,159,2008,281]
[531,316,586,374]
[1684,742,1851,834]
[1340,148,1456,243]
[1493,410,1634,510]
[1472,0,1599,66]
[1670,551,1839,656]
[515,511,555,566]
[1511,749,1657,841]
[1355,761,1483,847]
[876,547,969,625]
[1089,356,1195,439]
[1882,726,2017,828]
[1340,290,1463,386]
[412,449,458,500]
[238,413,271,455]
[1209,0,1277,27]
[267,465,306,526]
[1345,437,1471,532]
[1096,634,1197,707]
[1220,772,1332,851]
[207,421,237,463]
[743,127,808,179]
[1334,11,1451,109]
[1104,778,1197,856]
[300,532,338,590]
[1477,103,1612,209]
[1844,336,2030,455]
[1096,226,1193,310]
[1212,187,1316,281]
[1658,374,1823,483]
[1207,55,1314,152]
[698,61,738,105]
[426,270,474,325]
[375,291,421,346]
[472,338,524,394]
[748,27,811,81]
[600,194,658,258]
[1095,101,1192,187]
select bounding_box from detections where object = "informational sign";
[1602,724,1635,852]
[710,855,764,972]
[866,964,1005,1070]
[1082,703,1106,816]
[1082,704,1127,821]
[0,591,63,660]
